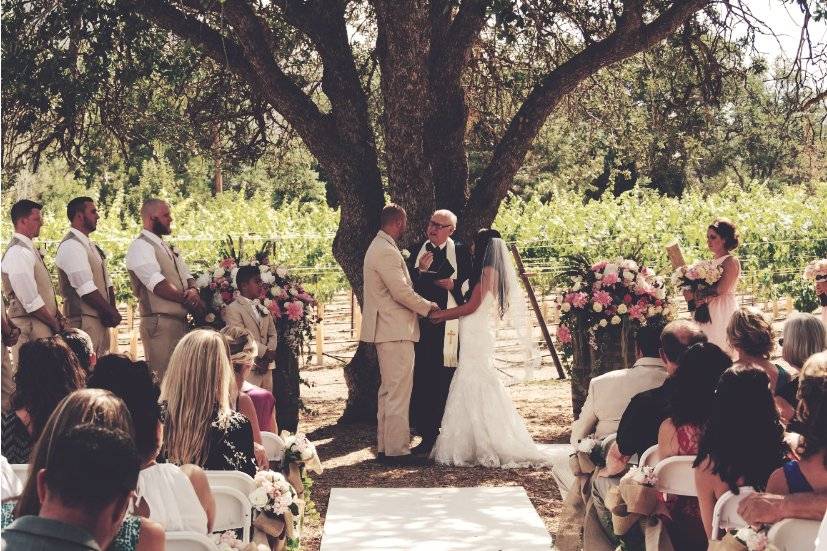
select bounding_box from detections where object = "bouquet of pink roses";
[671,260,724,323]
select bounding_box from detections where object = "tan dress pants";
[67,315,111,357]
[375,340,415,457]
[4,316,54,411]
[140,315,187,380]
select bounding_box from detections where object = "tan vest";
[128,234,187,319]
[1,237,58,319]
[57,231,111,319]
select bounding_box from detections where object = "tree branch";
[463,0,710,231]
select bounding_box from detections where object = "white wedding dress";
[431,290,553,468]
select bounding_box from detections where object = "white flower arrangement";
[281,431,324,474]
[628,465,657,487]
[576,437,599,454]
[212,530,268,551]
[734,526,769,551]
[250,469,298,516]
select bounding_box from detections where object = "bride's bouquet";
[804,258,827,306]
[671,259,723,323]
[555,256,674,351]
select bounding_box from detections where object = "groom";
[361,204,438,466]
[406,209,472,455]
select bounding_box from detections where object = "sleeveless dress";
[430,292,552,468]
[661,424,706,551]
[698,254,739,357]
[242,381,277,433]
[135,463,208,533]
[1,502,141,550]
[782,460,814,493]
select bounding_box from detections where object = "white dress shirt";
[1,233,46,313]
[125,230,192,292]
[55,228,112,297]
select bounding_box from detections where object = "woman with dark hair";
[428,229,550,467]
[693,218,741,357]
[1,337,85,463]
[87,354,215,533]
[766,351,827,495]
[694,366,787,539]
[657,343,732,550]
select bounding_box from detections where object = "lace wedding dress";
[431,285,553,468]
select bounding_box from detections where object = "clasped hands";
[427,303,449,324]
[182,288,206,315]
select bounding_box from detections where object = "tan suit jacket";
[223,296,278,369]
[570,357,668,445]
[360,231,432,343]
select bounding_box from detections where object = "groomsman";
[406,209,472,455]
[1,200,63,396]
[126,199,204,378]
[361,204,437,466]
[223,265,278,392]
[55,197,122,356]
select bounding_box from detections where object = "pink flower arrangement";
[557,325,572,343]
[602,272,620,286]
[285,300,305,321]
[593,290,613,306]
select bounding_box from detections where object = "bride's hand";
[429,310,446,324]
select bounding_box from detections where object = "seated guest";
[591,320,706,548]
[88,354,215,532]
[766,351,827,495]
[694,366,788,539]
[657,343,732,551]
[782,313,827,371]
[4,389,165,551]
[728,307,797,423]
[570,323,666,445]
[1,425,140,551]
[160,329,257,476]
[221,326,276,469]
[1,337,85,463]
[61,329,97,374]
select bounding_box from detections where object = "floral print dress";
[203,408,257,477]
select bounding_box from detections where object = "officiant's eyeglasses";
[428,220,453,230]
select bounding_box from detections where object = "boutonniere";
[252,299,269,316]
[401,249,411,260]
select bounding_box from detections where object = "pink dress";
[699,254,738,357]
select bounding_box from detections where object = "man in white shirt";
[126,199,204,378]
[1,200,64,396]
[570,322,668,445]
[56,197,121,356]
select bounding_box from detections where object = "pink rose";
[602,272,620,286]
[557,325,572,343]
[268,301,281,318]
[571,292,589,308]
[285,301,304,321]
[297,292,315,304]
[629,305,645,319]
[623,294,633,304]
[593,290,612,307]
[591,261,608,272]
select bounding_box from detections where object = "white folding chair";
[205,470,256,495]
[10,464,29,488]
[166,531,218,551]
[710,486,754,540]
[261,431,286,462]
[602,432,618,449]
[653,455,697,496]
[212,486,253,542]
[768,518,821,551]
[638,445,660,468]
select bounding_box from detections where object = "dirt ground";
[295,354,574,551]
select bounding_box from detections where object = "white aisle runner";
[320,486,552,550]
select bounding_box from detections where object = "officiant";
[406,209,472,455]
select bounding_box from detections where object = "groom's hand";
[434,278,454,291]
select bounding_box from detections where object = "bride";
[427,229,552,468]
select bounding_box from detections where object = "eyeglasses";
[428,220,453,230]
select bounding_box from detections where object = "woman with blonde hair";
[161,329,256,476]
[1,389,165,551]
[728,307,797,423]
[782,313,827,370]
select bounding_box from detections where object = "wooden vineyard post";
[129,331,139,361]
[510,244,566,379]
[109,328,119,354]
[315,303,325,366]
